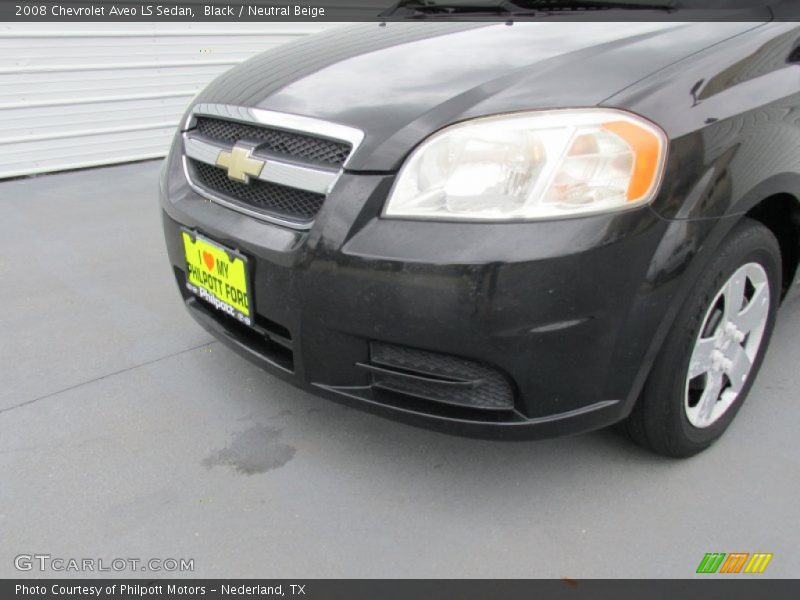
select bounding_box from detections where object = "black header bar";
[4,579,800,600]
[2,0,800,22]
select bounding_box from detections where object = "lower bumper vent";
[359,342,514,411]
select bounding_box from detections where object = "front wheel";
[624,218,781,458]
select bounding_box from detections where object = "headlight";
[383,109,667,221]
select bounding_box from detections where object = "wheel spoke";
[725,344,753,394]
[697,372,724,425]
[688,337,716,379]
[723,273,746,323]
[731,282,769,334]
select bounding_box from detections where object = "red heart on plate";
[202,251,215,272]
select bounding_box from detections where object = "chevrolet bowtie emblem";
[216,145,265,183]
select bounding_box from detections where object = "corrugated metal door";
[0,23,332,179]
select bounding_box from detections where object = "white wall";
[0,23,333,179]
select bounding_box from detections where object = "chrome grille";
[195,117,351,167]
[182,104,364,228]
[189,159,324,224]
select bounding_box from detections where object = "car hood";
[192,21,764,171]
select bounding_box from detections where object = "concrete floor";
[1,161,798,578]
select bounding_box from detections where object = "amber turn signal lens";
[603,120,665,202]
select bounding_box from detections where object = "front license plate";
[182,229,253,327]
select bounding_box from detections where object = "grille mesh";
[189,159,325,223]
[370,343,514,411]
[195,117,351,167]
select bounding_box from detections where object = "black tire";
[623,218,782,458]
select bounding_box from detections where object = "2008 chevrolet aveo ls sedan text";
[160,12,800,457]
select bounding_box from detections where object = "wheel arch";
[744,193,800,298]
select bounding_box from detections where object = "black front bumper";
[160,148,683,440]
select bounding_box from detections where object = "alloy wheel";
[684,262,771,428]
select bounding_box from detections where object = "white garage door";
[0,23,333,179]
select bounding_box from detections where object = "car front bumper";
[160,147,684,439]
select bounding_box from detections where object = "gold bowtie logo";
[216,145,265,183]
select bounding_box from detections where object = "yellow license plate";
[182,230,253,327]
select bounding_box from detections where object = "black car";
[160,15,800,457]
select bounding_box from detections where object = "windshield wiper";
[518,0,677,11]
[385,0,523,17]
[382,0,678,17]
